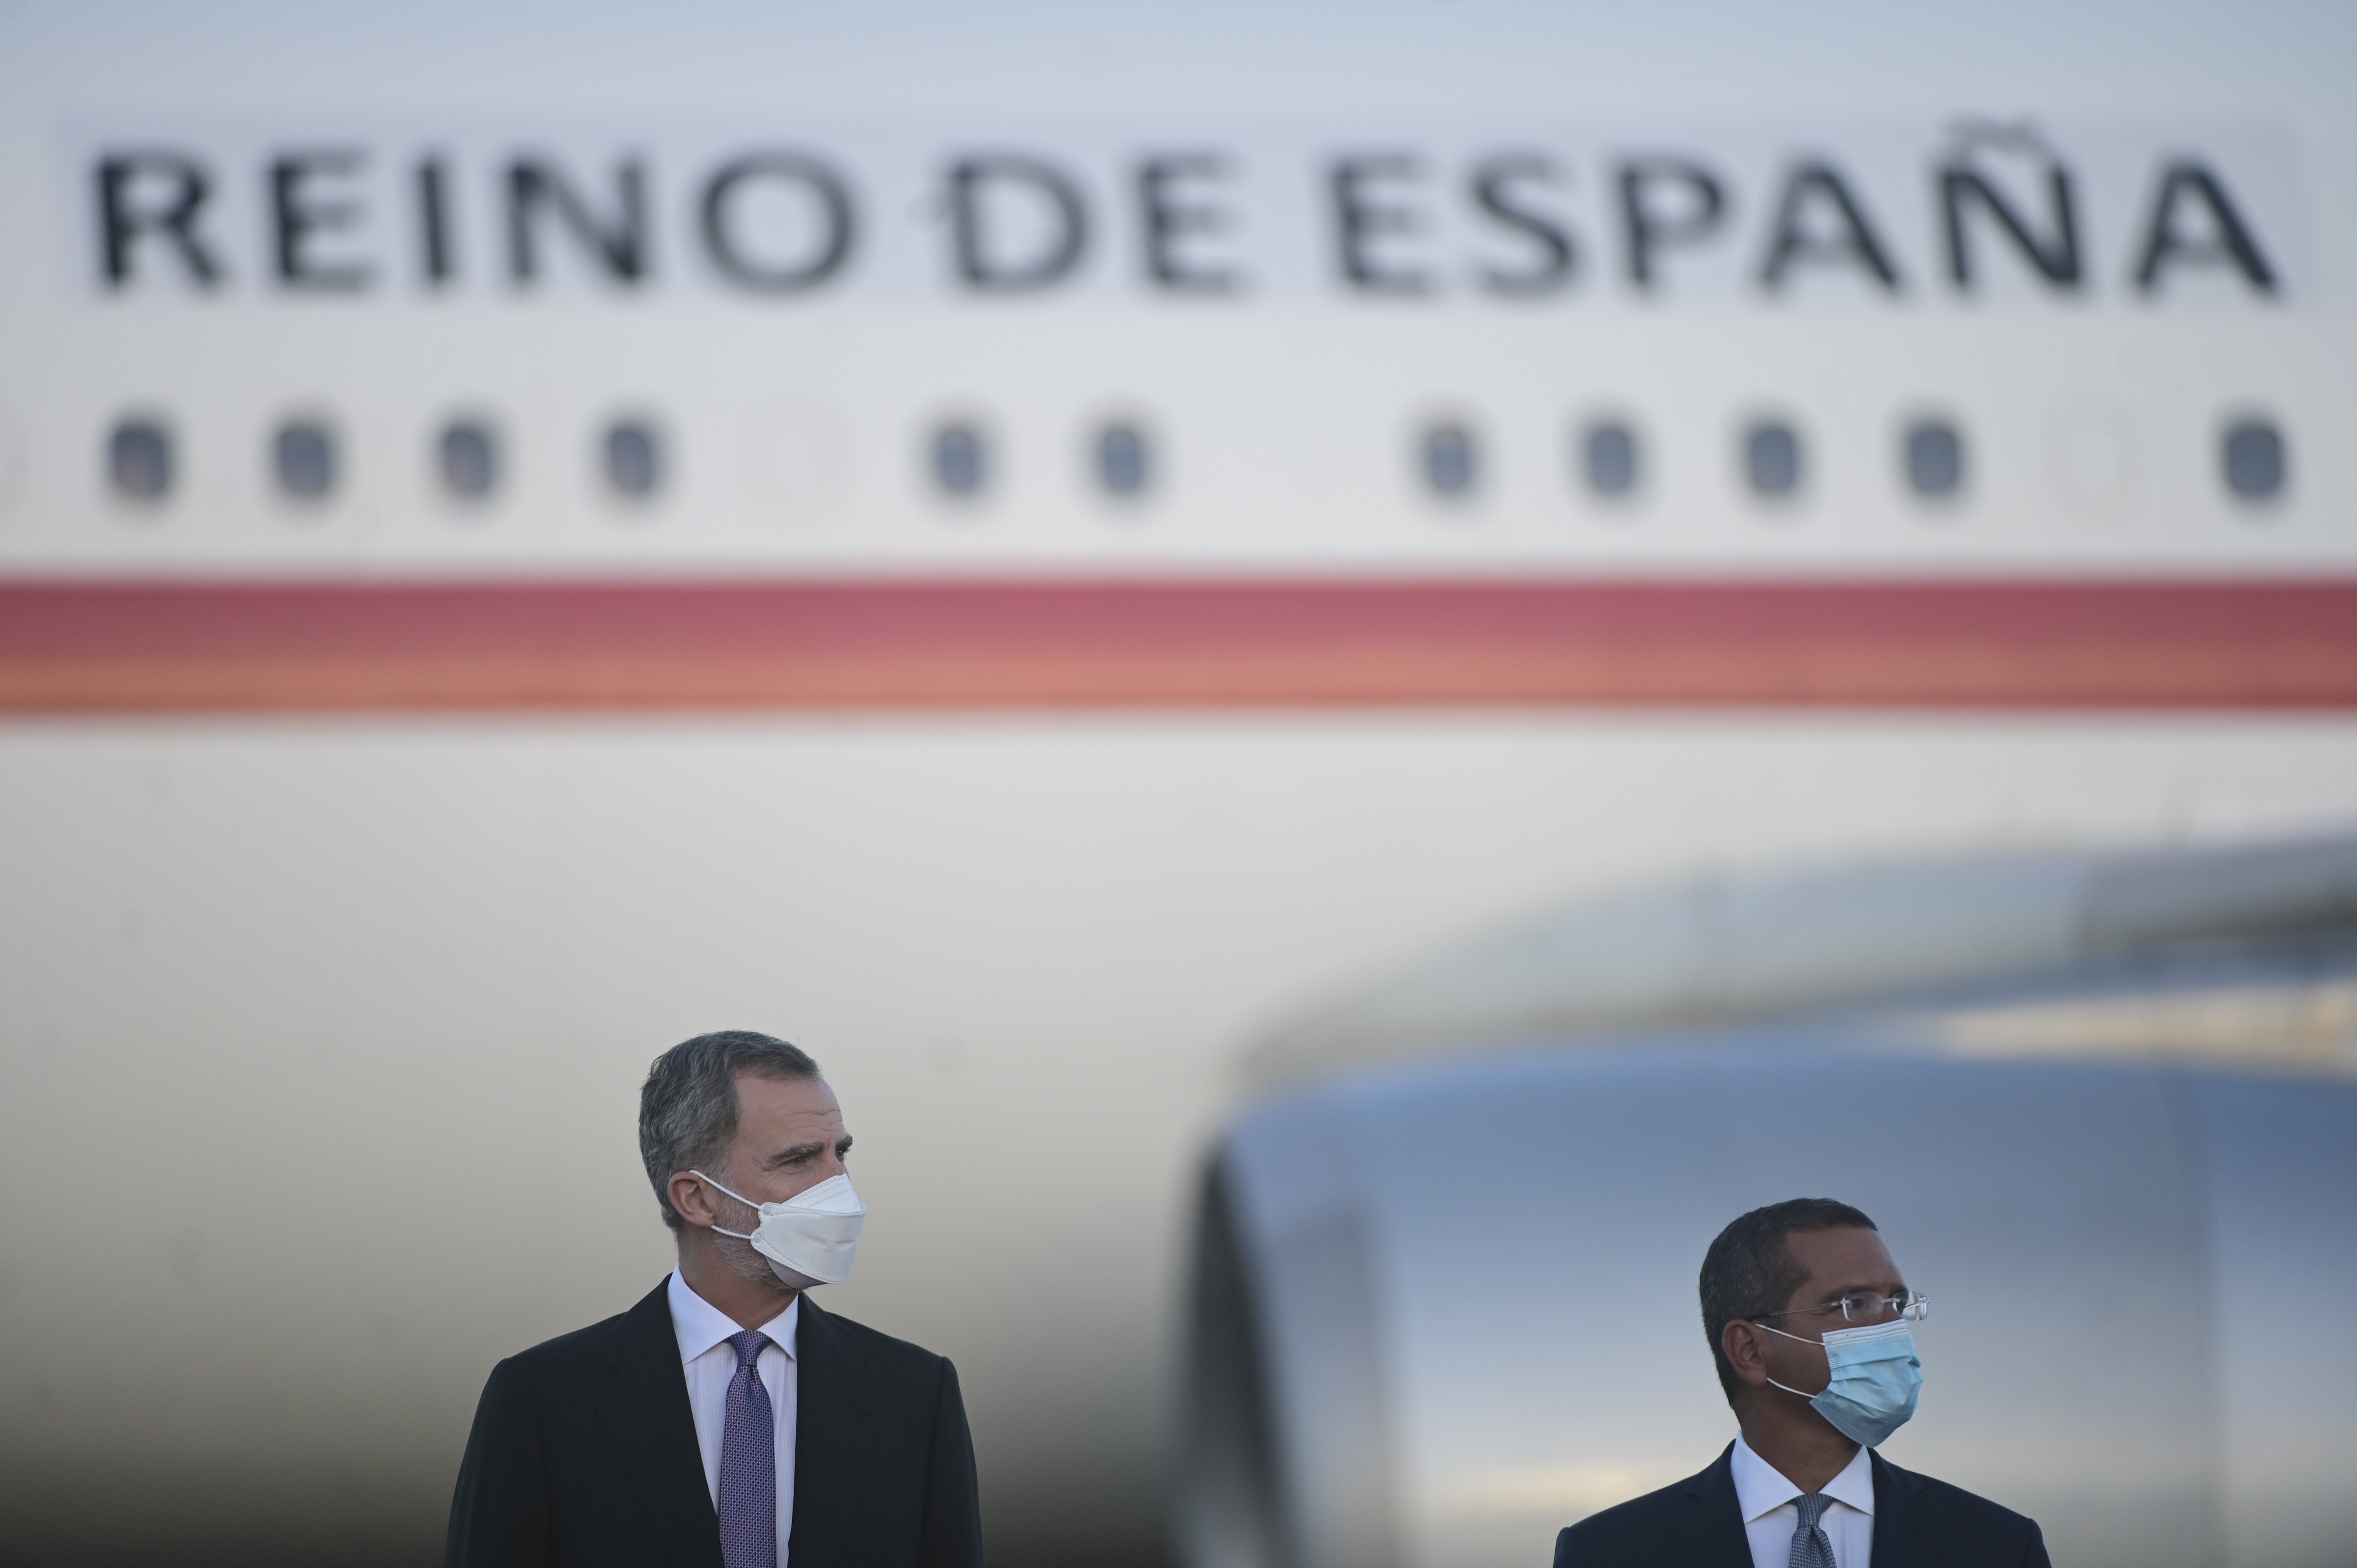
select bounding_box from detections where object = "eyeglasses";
[1753,1290,1929,1325]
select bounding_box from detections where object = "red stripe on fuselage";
[0,578,2351,711]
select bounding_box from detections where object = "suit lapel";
[1868,1451,1926,1566]
[789,1296,882,1568]
[594,1279,726,1568]
[1668,1444,1752,1568]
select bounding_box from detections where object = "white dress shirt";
[668,1270,799,1568]
[1730,1435,1875,1568]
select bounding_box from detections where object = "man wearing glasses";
[1553,1198,2050,1567]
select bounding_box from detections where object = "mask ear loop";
[1750,1317,1911,1400]
[1751,1319,1829,1401]
[687,1169,764,1240]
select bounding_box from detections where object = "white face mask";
[692,1170,866,1289]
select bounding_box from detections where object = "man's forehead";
[735,1072,845,1126]
[1787,1225,1901,1284]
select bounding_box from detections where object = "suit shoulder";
[498,1307,636,1377]
[1885,1460,2043,1540]
[815,1305,953,1372]
[1556,1474,1688,1548]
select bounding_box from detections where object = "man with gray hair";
[445,1031,984,1568]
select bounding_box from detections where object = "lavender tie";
[718,1330,776,1568]
[1788,1492,1836,1568]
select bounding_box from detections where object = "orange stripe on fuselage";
[0,579,2352,712]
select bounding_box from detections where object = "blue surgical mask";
[1761,1317,1922,1447]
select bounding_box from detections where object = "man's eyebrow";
[762,1141,829,1168]
[1819,1279,1904,1300]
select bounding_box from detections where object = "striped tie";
[1787,1492,1835,1568]
[718,1330,776,1568]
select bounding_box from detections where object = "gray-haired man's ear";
[667,1171,724,1230]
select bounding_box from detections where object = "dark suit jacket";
[1552,1442,2048,1568]
[446,1280,983,1568]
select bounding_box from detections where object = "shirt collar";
[1730,1434,1876,1523]
[667,1268,800,1364]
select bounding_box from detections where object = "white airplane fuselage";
[2,4,2353,1564]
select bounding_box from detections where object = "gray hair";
[1698,1197,1876,1405]
[639,1030,822,1230]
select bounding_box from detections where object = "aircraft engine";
[1183,1045,2357,1568]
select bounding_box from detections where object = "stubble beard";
[712,1225,787,1289]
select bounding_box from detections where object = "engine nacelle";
[1184,1045,2357,1568]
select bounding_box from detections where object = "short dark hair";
[1698,1197,1877,1404]
[639,1030,822,1230]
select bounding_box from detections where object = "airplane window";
[1583,422,1640,496]
[932,423,987,496]
[604,421,662,500]
[439,420,499,500]
[1744,420,1803,498]
[1421,422,1477,496]
[1904,420,1964,499]
[1095,423,1150,497]
[274,420,336,501]
[107,418,173,503]
[2221,418,2285,503]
